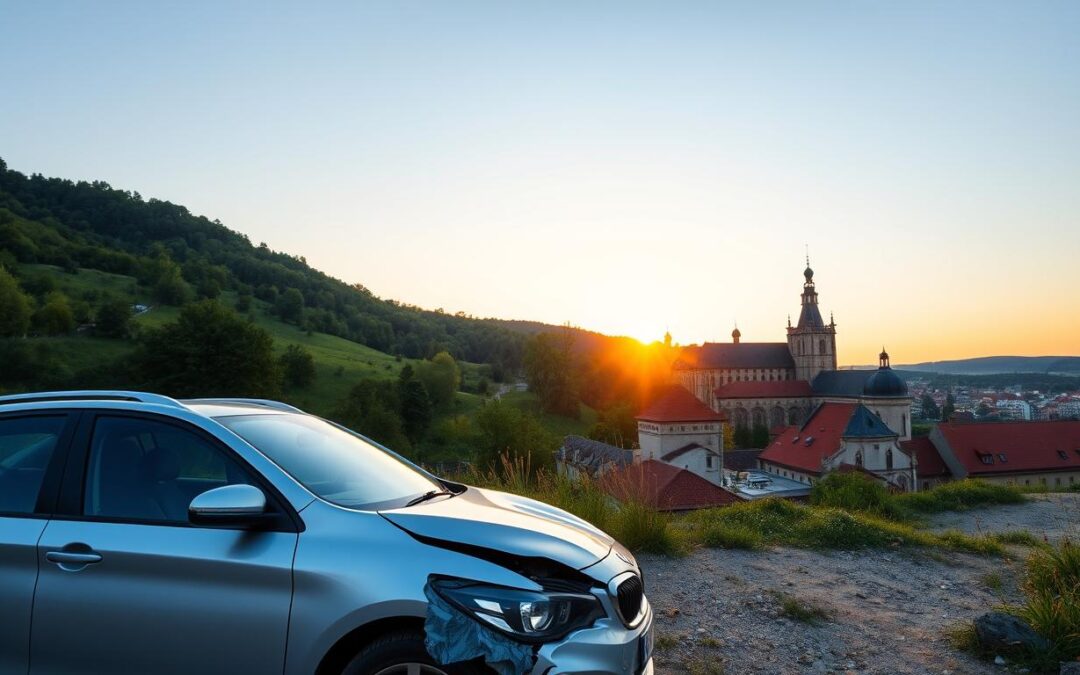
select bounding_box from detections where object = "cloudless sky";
[2,1,1078,365]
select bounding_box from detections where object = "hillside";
[0,159,607,466]
[0,158,528,374]
[897,355,1080,376]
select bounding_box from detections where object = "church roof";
[811,370,877,398]
[636,385,724,423]
[842,405,899,439]
[797,302,825,329]
[674,342,795,370]
[758,402,858,475]
[714,380,813,399]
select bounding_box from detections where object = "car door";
[0,411,74,675]
[29,412,300,675]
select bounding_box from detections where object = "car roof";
[0,391,303,419]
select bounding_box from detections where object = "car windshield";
[217,413,443,510]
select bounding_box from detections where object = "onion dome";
[863,348,908,397]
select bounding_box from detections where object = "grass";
[654,633,680,652]
[772,591,830,625]
[950,539,1080,672]
[457,454,688,556]
[811,473,1026,521]
[681,498,1006,554]
[979,571,1004,592]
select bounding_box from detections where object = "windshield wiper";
[405,489,454,507]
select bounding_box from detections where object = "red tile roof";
[714,380,813,399]
[636,385,723,423]
[935,420,1080,476]
[900,437,950,477]
[758,402,857,475]
[601,460,742,511]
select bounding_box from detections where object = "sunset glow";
[2,2,1078,365]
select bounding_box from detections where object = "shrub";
[701,523,762,550]
[895,479,1024,513]
[810,472,910,520]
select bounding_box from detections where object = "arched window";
[854,450,864,468]
[819,339,826,355]
[886,449,894,470]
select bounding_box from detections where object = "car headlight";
[432,578,605,643]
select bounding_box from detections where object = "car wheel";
[342,629,487,675]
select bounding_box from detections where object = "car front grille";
[616,574,644,624]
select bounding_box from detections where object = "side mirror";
[188,484,267,527]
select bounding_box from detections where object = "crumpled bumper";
[530,595,653,675]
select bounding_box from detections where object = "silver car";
[0,391,652,675]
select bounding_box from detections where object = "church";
[639,260,919,492]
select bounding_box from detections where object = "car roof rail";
[0,390,186,408]
[181,398,304,413]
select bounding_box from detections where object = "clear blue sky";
[2,1,1078,363]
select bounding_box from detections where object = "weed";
[698,636,722,648]
[701,523,762,550]
[980,571,1003,592]
[773,591,829,625]
[654,633,680,652]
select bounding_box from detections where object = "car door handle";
[45,551,103,565]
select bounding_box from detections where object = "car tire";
[341,629,490,675]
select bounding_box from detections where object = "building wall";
[862,398,912,441]
[757,460,818,485]
[787,329,837,382]
[676,367,797,407]
[637,421,723,462]
[666,447,722,485]
[967,471,1080,490]
[715,397,812,429]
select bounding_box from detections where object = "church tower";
[787,258,837,381]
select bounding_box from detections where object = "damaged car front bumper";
[531,589,653,675]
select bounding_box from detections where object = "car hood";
[380,486,614,570]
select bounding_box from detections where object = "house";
[556,435,634,480]
[757,401,917,491]
[601,460,743,512]
[925,420,1080,490]
[636,385,725,484]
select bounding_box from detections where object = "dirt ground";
[640,494,1080,675]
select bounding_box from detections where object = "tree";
[975,401,992,418]
[398,366,433,445]
[722,422,735,451]
[587,402,638,449]
[473,400,556,469]
[921,394,941,421]
[32,292,76,336]
[276,287,305,324]
[523,331,579,417]
[751,423,770,449]
[95,299,132,338]
[941,393,956,421]
[280,344,316,388]
[733,424,752,449]
[149,254,192,305]
[336,379,410,453]
[417,351,461,409]
[0,267,32,337]
[133,300,281,397]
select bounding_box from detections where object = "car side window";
[0,416,68,515]
[83,416,254,523]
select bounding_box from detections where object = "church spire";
[731,322,741,344]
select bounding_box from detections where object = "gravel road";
[640,494,1080,674]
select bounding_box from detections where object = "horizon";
[2,1,1078,363]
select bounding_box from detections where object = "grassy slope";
[14,265,599,441]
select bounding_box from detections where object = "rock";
[1060,662,1080,675]
[974,612,1050,653]
[995,656,1007,666]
